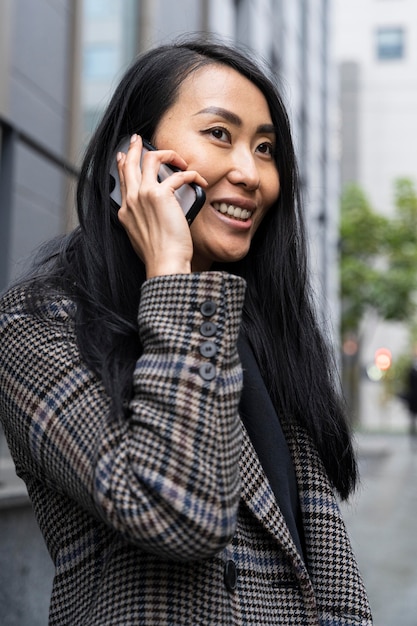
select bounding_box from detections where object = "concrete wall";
[334,0,417,215]
[0,437,53,624]
[0,501,54,626]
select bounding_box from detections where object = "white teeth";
[213,202,253,221]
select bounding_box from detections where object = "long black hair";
[16,36,357,499]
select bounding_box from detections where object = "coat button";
[200,300,217,317]
[199,363,216,381]
[224,560,238,592]
[199,340,217,358]
[199,321,217,337]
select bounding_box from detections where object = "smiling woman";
[0,37,373,625]
[117,64,280,274]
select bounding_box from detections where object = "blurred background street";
[342,432,417,626]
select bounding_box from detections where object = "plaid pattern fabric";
[0,272,372,625]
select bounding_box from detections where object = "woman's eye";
[209,128,230,142]
[257,142,275,157]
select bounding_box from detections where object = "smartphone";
[109,138,205,226]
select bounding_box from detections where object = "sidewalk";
[341,432,417,626]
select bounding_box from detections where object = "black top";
[408,360,417,413]
[238,333,305,559]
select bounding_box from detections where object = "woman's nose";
[227,148,260,191]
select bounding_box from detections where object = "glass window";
[376,27,405,60]
[80,0,137,142]
[85,0,116,19]
[83,44,119,80]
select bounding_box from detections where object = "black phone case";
[109,138,205,226]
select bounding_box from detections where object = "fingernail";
[116,151,122,162]
[130,133,138,144]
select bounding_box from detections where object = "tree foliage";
[340,178,417,338]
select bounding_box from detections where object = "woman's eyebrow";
[194,106,276,135]
[194,106,242,125]
[257,123,277,136]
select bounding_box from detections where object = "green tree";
[340,178,417,421]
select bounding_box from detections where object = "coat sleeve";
[0,271,246,560]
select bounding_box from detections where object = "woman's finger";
[120,135,144,201]
[116,151,127,205]
[140,149,208,192]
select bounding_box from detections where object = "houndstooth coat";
[0,272,372,625]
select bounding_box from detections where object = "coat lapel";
[239,422,314,592]
[283,422,373,623]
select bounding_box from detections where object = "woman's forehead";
[173,64,273,125]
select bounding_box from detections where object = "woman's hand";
[116,134,207,278]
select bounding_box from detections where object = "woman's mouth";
[212,202,253,222]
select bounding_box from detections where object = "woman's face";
[153,64,280,271]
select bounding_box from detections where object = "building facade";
[335,0,417,213]
[0,1,339,623]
